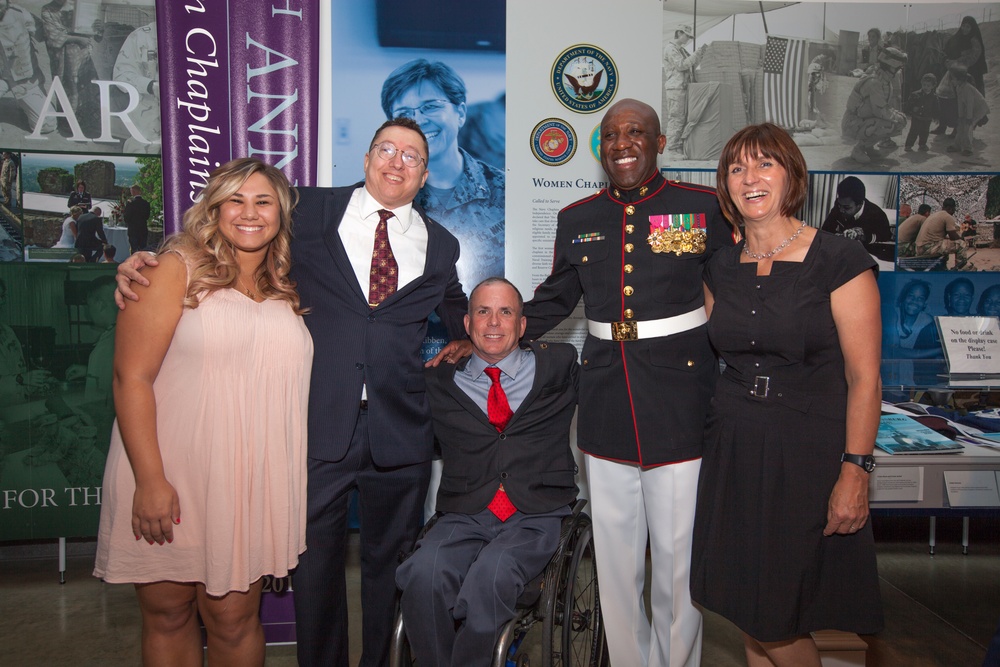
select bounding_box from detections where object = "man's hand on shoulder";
[115,251,159,309]
[426,339,473,367]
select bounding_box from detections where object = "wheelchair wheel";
[389,611,412,667]
[541,516,607,666]
[392,605,532,667]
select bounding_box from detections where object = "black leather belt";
[720,368,818,414]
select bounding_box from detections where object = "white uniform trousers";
[586,454,702,667]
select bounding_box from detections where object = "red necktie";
[368,209,398,307]
[484,367,516,521]
[484,367,513,432]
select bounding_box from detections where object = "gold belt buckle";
[611,321,638,341]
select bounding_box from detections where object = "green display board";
[0,263,118,541]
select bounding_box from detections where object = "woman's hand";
[131,477,180,545]
[824,465,870,536]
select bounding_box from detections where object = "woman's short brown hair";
[715,122,808,228]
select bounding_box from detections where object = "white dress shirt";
[339,185,430,401]
[339,186,429,295]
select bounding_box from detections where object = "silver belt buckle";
[611,321,638,342]
[750,376,770,398]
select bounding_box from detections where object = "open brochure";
[881,402,1000,452]
[876,413,965,455]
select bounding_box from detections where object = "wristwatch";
[841,452,876,473]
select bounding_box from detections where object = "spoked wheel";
[560,525,606,666]
[542,517,607,666]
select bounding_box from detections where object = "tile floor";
[1,516,997,666]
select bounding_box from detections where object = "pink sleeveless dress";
[94,278,313,596]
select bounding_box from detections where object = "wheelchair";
[389,499,608,667]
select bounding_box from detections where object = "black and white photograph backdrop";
[661,1,1000,172]
[807,171,898,268]
[0,0,158,154]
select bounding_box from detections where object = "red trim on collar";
[667,180,717,196]
[605,179,667,207]
[560,190,604,214]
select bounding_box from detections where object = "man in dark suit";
[123,185,151,253]
[397,277,579,667]
[820,176,893,262]
[113,118,468,667]
[74,206,108,262]
[289,117,468,667]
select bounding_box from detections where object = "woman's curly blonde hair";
[159,157,304,313]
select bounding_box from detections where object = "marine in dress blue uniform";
[522,99,735,667]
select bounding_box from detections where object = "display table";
[870,443,1000,509]
[870,443,1000,553]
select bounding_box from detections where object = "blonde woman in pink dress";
[94,158,313,666]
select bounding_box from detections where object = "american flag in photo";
[762,35,808,129]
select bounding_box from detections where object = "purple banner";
[156,0,319,236]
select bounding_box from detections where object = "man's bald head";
[599,98,666,191]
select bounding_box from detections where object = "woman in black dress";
[691,123,883,666]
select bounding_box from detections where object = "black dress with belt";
[691,231,884,641]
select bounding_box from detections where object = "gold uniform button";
[625,224,635,234]
[625,205,635,215]
[540,343,548,349]
[582,256,588,263]
[624,264,633,273]
[624,308,634,319]
[625,243,634,253]
[687,360,695,367]
[623,286,634,296]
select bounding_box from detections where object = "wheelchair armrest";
[555,498,589,555]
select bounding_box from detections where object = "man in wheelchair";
[396,277,580,667]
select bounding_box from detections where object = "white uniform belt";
[587,308,707,342]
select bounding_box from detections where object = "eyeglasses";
[390,99,450,119]
[371,142,426,169]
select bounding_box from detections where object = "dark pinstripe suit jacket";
[291,183,468,466]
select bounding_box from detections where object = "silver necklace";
[743,223,806,260]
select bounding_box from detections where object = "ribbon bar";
[649,213,707,230]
